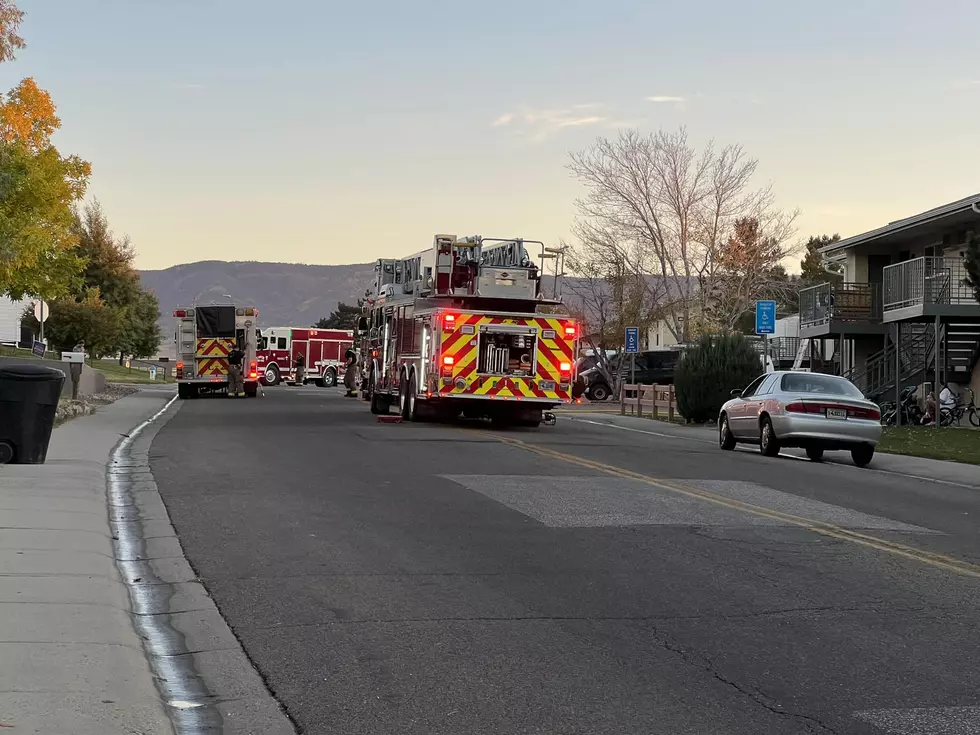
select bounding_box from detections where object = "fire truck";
[356,234,579,427]
[256,327,353,386]
[173,302,260,399]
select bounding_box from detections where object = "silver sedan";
[718,371,882,466]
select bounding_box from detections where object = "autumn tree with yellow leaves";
[1,0,92,301]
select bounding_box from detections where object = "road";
[150,388,980,735]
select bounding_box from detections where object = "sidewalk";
[563,410,980,489]
[0,387,295,734]
[1,388,176,734]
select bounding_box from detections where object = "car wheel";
[851,445,874,468]
[590,383,611,402]
[719,414,736,450]
[759,416,780,457]
[805,447,824,462]
[264,365,280,386]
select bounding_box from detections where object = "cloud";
[646,95,686,103]
[174,83,207,90]
[491,105,610,141]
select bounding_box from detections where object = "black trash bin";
[0,363,66,465]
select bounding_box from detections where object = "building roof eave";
[819,193,980,256]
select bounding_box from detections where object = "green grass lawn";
[1,347,171,384]
[0,345,35,359]
[878,426,980,465]
[91,360,173,384]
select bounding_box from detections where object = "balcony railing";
[799,282,882,329]
[883,256,977,313]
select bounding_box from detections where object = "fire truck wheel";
[407,372,420,421]
[369,378,388,415]
[323,368,337,388]
[398,372,409,419]
[264,366,280,386]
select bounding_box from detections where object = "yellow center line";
[490,434,980,580]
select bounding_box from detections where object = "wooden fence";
[620,383,678,422]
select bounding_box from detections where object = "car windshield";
[780,373,864,398]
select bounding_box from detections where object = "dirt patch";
[55,384,141,426]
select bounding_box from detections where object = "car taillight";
[785,401,880,420]
[249,361,257,379]
[850,406,881,421]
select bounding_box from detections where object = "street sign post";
[755,300,777,373]
[625,327,639,353]
[755,301,776,335]
[33,300,49,344]
[625,327,639,387]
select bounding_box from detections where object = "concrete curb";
[112,396,297,734]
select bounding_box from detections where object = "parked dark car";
[581,350,680,401]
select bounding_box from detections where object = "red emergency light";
[564,325,577,338]
[173,310,186,318]
[249,361,258,379]
[443,356,455,366]
[175,361,184,378]
[559,362,571,373]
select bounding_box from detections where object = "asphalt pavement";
[150,386,980,735]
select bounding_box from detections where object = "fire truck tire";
[323,368,337,388]
[264,365,280,386]
[369,378,388,415]
[398,373,410,420]
[407,372,420,421]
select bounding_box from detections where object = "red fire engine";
[356,234,579,426]
[256,326,353,386]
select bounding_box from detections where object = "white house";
[0,295,26,345]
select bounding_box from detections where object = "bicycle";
[939,388,979,427]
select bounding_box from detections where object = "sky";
[7,0,980,271]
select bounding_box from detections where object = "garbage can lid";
[0,363,66,381]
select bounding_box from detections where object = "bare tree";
[562,238,658,397]
[567,128,798,341]
[0,0,25,64]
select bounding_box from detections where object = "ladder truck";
[355,234,580,427]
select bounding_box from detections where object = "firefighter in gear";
[343,347,357,397]
[294,352,306,385]
[227,343,245,397]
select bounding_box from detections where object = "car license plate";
[826,408,847,420]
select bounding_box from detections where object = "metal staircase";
[946,322,980,383]
[845,324,932,401]
[846,322,980,401]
